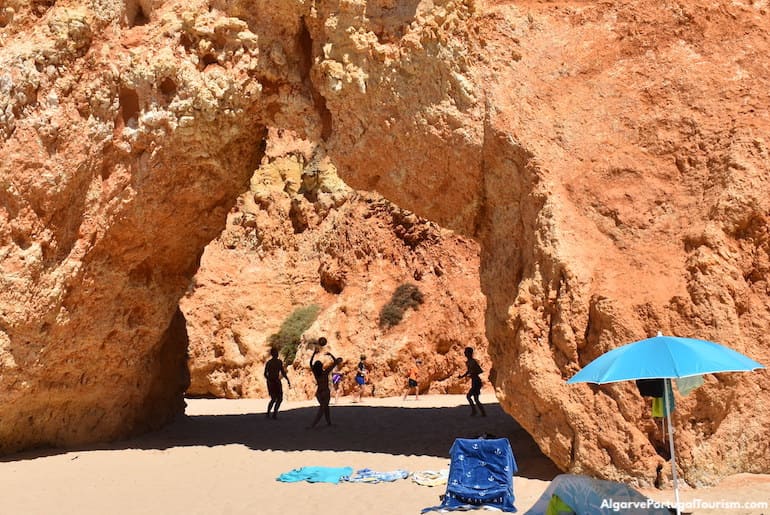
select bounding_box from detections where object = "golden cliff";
[0,0,768,487]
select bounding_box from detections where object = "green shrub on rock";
[379,283,423,329]
[269,304,320,363]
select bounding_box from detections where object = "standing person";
[264,347,291,419]
[309,346,338,428]
[331,357,344,404]
[403,358,421,401]
[458,346,486,417]
[354,355,367,403]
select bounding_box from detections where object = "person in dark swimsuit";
[458,346,486,417]
[354,355,367,403]
[309,347,338,428]
[264,347,290,419]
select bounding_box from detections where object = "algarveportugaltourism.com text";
[600,498,769,511]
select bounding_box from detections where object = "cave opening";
[172,129,559,479]
[179,128,493,402]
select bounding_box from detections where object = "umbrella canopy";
[567,334,765,385]
[566,333,764,515]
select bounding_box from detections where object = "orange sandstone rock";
[0,0,768,489]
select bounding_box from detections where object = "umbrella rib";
[660,339,681,379]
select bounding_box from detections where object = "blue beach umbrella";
[567,333,764,514]
[567,334,764,384]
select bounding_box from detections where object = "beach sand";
[1,394,767,514]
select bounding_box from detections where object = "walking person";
[309,345,338,428]
[264,347,291,419]
[354,355,367,403]
[458,346,486,417]
[402,358,421,401]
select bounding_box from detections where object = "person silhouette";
[458,346,486,417]
[264,347,290,419]
[309,341,337,428]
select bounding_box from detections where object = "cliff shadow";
[2,400,560,481]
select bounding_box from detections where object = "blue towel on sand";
[277,466,353,484]
[422,438,518,513]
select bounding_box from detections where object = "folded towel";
[412,469,450,487]
[348,468,409,483]
[277,466,353,484]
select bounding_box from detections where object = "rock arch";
[0,0,768,487]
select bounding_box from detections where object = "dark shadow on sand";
[3,401,560,481]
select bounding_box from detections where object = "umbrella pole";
[664,378,681,515]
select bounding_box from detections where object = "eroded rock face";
[480,2,770,487]
[306,0,770,487]
[0,0,309,451]
[1,0,768,487]
[181,131,489,400]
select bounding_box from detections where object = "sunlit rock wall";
[1,0,768,488]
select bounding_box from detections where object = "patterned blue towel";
[422,438,518,513]
[277,466,353,484]
[348,468,409,483]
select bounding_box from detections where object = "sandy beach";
[1,394,767,514]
